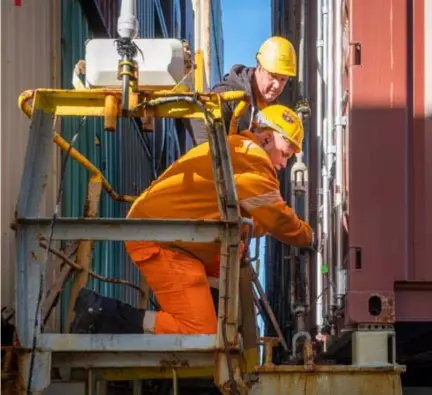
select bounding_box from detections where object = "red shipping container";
[346,0,432,325]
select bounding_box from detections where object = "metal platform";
[38,334,220,375]
[255,365,405,395]
[13,88,254,395]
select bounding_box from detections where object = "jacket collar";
[239,129,261,145]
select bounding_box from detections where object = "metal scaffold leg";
[15,109,55,394]
[18,351,52,395]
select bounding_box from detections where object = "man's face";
[258,129,296,170]
[255,65,290,102]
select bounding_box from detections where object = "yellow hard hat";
[256,36,297,77]
[255,105,304,153]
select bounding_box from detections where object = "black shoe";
[210,287,219,315]
[70,288,146,334]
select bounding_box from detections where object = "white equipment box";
[85,38,185,89]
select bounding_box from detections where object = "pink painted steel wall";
[346,0,432,325]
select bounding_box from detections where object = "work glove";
[295,98,312,120]
[299,232,318,255]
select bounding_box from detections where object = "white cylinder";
[117,0,139,39]
[315,0,324,330]
[192,0,202,51]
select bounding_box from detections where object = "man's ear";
[263,130,275,146]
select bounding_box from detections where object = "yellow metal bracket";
[229,100,249,135]
[17,88,250,204]
[18,88,248,122]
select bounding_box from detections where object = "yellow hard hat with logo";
[255,105,304,153]
[256,36,297,77]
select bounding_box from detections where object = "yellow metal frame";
[18,88,247,122]
[229,100,249,135]
[18,88,250,205]
[17,86,257,387]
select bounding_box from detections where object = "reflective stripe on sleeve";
[239,190,283,211]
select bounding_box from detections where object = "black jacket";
[185,64,264,145]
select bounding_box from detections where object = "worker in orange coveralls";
[70,104,315,335]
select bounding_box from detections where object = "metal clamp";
[292,330,313,366]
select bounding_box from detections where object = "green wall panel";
[59,0,126,328]
[58,0,224,328]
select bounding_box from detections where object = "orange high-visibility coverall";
[125,130,312,335]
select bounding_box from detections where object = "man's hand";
[295,98,312,120]
[299,232,318,254]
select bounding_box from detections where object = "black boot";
[70,288,146,334]
[210,287,219,315]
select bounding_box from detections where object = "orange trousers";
[135,248,218,335]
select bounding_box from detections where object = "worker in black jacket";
[186,35,310,145]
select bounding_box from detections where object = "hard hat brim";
[257,55,297,77]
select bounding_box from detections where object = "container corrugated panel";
[180,0,195,49]
[0,0,61,328]
[178,0,195,151]
[267,0,432,332]
[151,0,193,166]
[118,0,158,307]
[209,0,223,86]
[346,0,432,324]
[59,0,127,327]
[95,0,119,37]
[160,0,174,36]
[271,0,288,38]
[137,0,155,38]
[118,119,155,306]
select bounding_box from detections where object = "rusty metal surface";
[94,0,119,37]
[40,242,78,325]
[0,0,61,326]
[254,365,404,395]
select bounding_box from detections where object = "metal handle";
[18,90,35,119]
[229,100,248,135]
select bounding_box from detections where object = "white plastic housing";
[84,39,185,89]
[117,0,138,38]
